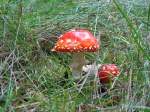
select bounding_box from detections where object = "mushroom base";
[70,53,86,80]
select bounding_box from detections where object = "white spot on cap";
[60,40,64,43]
[57,44,60,47]
[59,35,63,38]
[66,39,72,43]
[112,71,116,74]
[89,46,92,49]
[61,47,64,49]
[73,47,76,50]
[94,45,97,48]
[103,66,106,70]
[110,67,115,71]
[84,47,87,50]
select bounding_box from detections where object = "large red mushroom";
[52,29,99,79]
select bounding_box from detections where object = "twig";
[15,102,40,109]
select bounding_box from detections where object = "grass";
[0,0,150,111]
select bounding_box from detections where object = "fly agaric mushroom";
[97,64,120,83]
[52,29,99,79]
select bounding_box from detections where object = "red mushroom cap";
[97,64,120,83]
[51,29,99,52]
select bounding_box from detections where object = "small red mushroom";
[52,29,99,79]
[97,64,120,83]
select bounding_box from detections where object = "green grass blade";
[148,4,150,31]
[113,0,150,60]
[4,76,13,112]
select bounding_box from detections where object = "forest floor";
[0,0,150,112]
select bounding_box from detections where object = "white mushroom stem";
[70,53,86,80]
